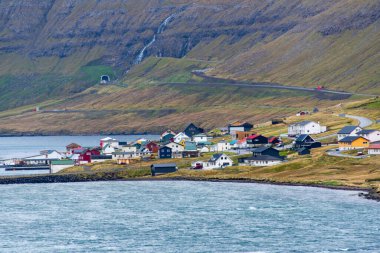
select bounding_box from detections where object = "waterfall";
[134,14,175,65]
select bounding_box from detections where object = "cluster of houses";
[337,126,380,154]
[8,118,380,175]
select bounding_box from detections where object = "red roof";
[238,137,247,144]
[247,134,260,140]
[268,137,279,143]
[369,144,380,149]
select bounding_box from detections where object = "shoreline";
[0,172,378,202]
[0,132,157,137]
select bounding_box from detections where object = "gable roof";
[247,134,260,140]
[229,121,253,127]
[339,136,369,143]
[208,153,226,163]
[66,143,81,149]
[295,134,314,142]
[338,126,360,134]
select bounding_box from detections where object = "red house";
[146,142,159,153]
[77,148,101,164]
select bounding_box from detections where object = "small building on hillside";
[151,163,177,176]
[239,147,285,167]
[294,134,321,149]
[166,142,185,153]
[211,140,231,152]
[192,133,209,144]
[338,136,370,151]
[173,132,190,143]
[146,142,159,153]
[368,144,380,155]
[228,121,253,135]
[184,123,204,137]
[288,121,327,136]
[161,130,176,143]
[203,154,233,170]
[159,146,173,159]
[66,143,82,153]
[268,136,281,146]
[337,126,362,141]
[234,130,256,140]
[357,129,380,143]
[100,137,119,148]
[246,134,268,147]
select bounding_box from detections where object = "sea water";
[0,181,379,252]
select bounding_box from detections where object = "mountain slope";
[0,0,379,113]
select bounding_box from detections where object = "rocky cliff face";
[0,0,379,110]
[2,0,377,69]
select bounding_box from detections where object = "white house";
[199,146,210,153]
[100,137,119,148]
[228,121,254,135]
[203,154,233,170]
[368,144,380,155]
[239,156,284,167]
[211,140,231,152]
[166,142,185,153]
[121,145,137,153]
[288,121,327,136]
[337,126,362,141]
[192,133,209,144]
[357,130,380,142]
[173,132,190,143]
[23,150,65,165]
[102,144,117,155]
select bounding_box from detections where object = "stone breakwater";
[0,172,126,184]
[0,173,378,202]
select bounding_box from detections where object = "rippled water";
[0,181,379,252]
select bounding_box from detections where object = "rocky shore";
[0,173,379,202]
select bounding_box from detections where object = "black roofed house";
[252,146,280,157]
[151,163,177,176]
[337,126,362,141]
[294,134,321,149]
[158,146,172,159]
[228,121,254,135]
[239,147,285,167]
[246,134,269,147]
[184,123,204,138]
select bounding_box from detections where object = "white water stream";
[134,14,175,65]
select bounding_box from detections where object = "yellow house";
[338,136,370,151]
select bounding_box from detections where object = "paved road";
[166,78,377,97]
[316,114,373,141]
[345,114,373,128]
[326,149,369,159]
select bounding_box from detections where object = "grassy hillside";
[0,57,371,135]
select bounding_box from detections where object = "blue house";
[159,146,172,159]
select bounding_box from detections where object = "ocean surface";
[0,135,159,176]
[0,181,379,253]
